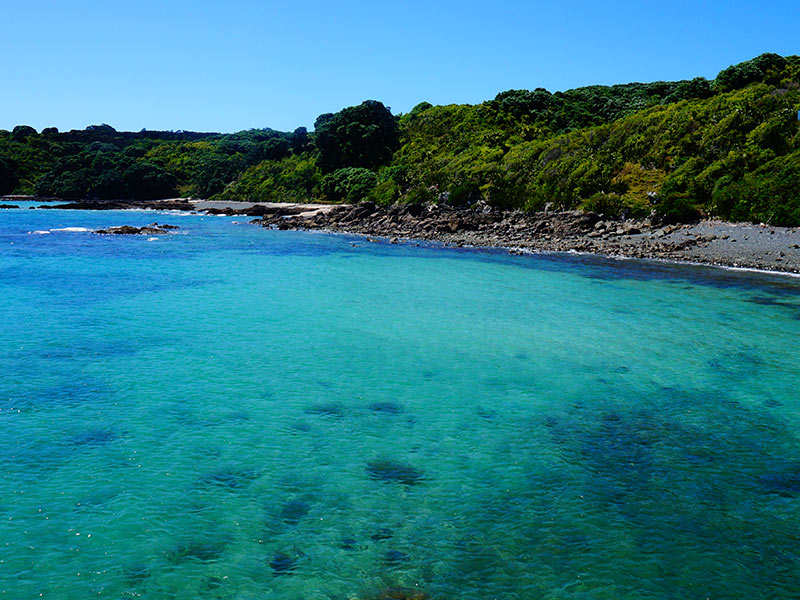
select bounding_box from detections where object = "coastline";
[246,201,800,275]
[19,197,800,275]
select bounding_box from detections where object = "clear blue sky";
[2,0,797,133]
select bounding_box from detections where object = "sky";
[2,0,798,133]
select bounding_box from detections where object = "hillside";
[2,53,798,225]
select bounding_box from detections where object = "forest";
[1,53,799,225]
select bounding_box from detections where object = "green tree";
[314,100,398,173]
[0,157,17,194]
[11,125,37,142]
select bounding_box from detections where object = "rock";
[304,403,344,418]
[203,207,235,215]
[383,550,409,566]
[94,224,179,235]
[0,204,19,209]
[371,528,394,541]
[166,540,227,564]
[279,499,311,525]
[244,205,280,217]
[447,218,463,232]
[366,459,424,485]
[759,465,800,496]
[199,468,258,489]
[72,428,117,446]
[269,552,297,576]
[406,203,423,218]
[40,199,193,211]
[368,401,404,415]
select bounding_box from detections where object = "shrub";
[320,167,378,203]
[581,192,625,218]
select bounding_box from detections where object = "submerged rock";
[759,465,800,496]
[543,415,559,427]
[371,528,393,541]
[269,551,299,576]
[199,468,258,489]
[368,401,404,415]
[476,406,497,420]
[71,428,118,446]
[340,537,358,550]
[383,549,409,566]
[366,459,424,485]
[123,563,149,584]
[166,539,226,563]
[304,403,344,418]
[279,498,311,525]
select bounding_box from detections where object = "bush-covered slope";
[387,54,800,223]
[2,53,798,224]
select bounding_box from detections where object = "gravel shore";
[248,202,800,275]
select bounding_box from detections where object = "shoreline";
[247,202,800,276]
[20,197,800,275]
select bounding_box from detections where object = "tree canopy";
[313,100,399,173]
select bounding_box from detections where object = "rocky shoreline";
[249,201,800,275]
[22,197,800,274]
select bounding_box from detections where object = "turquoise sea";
[2,205,800,599]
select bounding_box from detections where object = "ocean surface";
[2,205,800,600]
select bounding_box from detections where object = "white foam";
[31,230,51,235]
[147,237,159,242]
[51,227,90,232]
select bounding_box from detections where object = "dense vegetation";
[2,53,799,224]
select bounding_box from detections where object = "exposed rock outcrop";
[94,223,179,235]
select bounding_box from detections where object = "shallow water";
[2,207,800,599]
